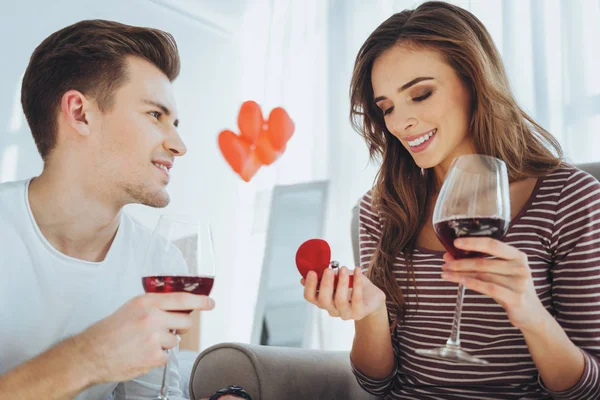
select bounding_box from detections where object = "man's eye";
[149,111,162,119]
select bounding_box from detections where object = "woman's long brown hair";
[350,1,563,323]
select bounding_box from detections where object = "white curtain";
[224,0,331,345]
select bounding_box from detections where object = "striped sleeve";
[350,191,399,396]
[350,356,399,397]
[541,170,600,399]
[357,190,382,271]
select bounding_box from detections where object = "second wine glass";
[141,215,216,400]
[415,154,510,365]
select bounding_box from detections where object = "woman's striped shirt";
[352,165,600,399]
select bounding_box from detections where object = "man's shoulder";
[0,179,28,199]
[0,180,31,254]
[0,179,29,221]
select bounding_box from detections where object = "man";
[0,20,244,400]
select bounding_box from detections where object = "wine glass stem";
[158,330,176,400]
[158,358,169,399]
[446,284,466,348]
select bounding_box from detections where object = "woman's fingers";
[443,252,455,262]
[442,269,525,291]
[443,258,523,277]
[303,271,319,305]
[351,267,365,315]
[318,269,341,317]
[303,267,374,320]
[334,267,352,320]
[443,272,516,304]
[454,237,524,261]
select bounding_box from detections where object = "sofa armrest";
[189,342,379,400]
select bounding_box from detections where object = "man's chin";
[142,193,170,208]
[122,182,172,208]
[126,188,170,208]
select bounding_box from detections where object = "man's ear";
[60,90,94,136]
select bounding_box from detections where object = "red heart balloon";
[217,130,261,182]
[219,100,295,182]
[267,107,294,150]
[237,101,263,145]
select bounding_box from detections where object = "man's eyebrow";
[374,77,434,103]
[142,99,179,127]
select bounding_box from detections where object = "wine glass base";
[156,395,168,400]
[415,345,489,365]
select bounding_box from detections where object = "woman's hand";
[302,266,386,321]
[441,237,548,332]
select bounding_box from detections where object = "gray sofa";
[189,162,600,400]
[189,343,376,400]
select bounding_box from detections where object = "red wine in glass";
[142,275,215,296]
[434,217,509,259]
[142,275,214,314]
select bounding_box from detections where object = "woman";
[302,2,600,398]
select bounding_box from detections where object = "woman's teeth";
[408,129,436,147]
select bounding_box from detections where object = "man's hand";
[80,292,214,385]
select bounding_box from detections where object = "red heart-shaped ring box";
[295,239,353,288]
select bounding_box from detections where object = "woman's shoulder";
[535,163,600,217]
[358,188,378,215]
[357,187,385,226]
[539,163,600,192]
[357,188,384,240]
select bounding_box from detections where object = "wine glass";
[415,154,510,365]
[141,215,216,400]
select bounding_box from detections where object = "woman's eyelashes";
[412,90,433,102]
[381,90,434,115]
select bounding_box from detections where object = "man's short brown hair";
[21,19,181,160]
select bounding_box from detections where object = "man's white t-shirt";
[0,179,187,400]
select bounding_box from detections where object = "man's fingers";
[161,310,195,331]
[159,330,180,350]
[146,292,215,311]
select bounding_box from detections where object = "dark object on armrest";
[209,385,253,400]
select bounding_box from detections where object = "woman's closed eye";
[412,91,433,102]
[381,90,433,115]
